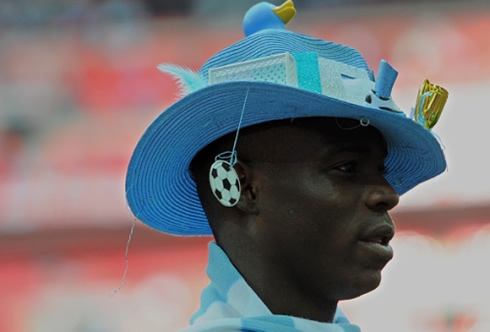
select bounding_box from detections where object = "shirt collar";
[188,242,360,332]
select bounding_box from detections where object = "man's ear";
[233,161,259,215]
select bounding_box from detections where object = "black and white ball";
[209,160,241,207]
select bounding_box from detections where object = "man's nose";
[365,176,400,212]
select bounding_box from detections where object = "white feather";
[158,64,207,96]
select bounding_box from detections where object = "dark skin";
[191,117,399,323]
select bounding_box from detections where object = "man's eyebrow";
[324,144,388,159]
[328,145,370,155]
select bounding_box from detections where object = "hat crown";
[199,29,373,82]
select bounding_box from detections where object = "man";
[125,1,448,331]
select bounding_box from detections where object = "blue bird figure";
[243,0,296,37]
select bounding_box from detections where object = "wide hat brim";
[126,80,446,235]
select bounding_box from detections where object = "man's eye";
[336,161,357,173]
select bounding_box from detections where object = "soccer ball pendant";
[209,160,241,207]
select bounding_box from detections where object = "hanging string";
[110,218,136,297]
[335,117,371,130]
[215,88,250,166]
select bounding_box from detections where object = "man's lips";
[358,223,395,261]
[362,236,388,245]
[359,223,395,246]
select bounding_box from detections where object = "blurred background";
[1,0,489,331]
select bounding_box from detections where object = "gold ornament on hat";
[414,79,448,129]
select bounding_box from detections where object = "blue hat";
[125,1,448,235]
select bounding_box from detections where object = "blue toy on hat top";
[243,0,296,36]
[125,0,448,235]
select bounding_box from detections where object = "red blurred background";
[1,1,490,331]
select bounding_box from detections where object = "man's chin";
[340,271,383,300]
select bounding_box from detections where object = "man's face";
[243,117,399,303]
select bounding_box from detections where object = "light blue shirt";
[182,242,361,332]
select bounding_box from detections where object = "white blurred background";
[1,0,489,331]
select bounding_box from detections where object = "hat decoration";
[412,79,449,129]
[160,1,448,127]
[157,64,206,97]
[243,0,296,36]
